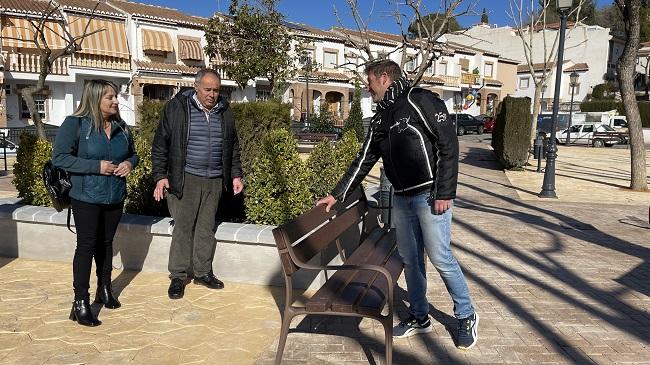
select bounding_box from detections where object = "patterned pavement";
[0,141,648,364]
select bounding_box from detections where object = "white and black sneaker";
[457,312,479,350]
[392,314,433,338]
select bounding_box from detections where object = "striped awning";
[178,38,203,61]
[67,16,130,59]
[142,29,174,53]
[1,17,67,49]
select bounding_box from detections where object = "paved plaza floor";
[0,140,648,364]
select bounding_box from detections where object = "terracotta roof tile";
[0,0,59,16]
[56,0,124,17]
[564,63,589,72]
[108,0,207,27]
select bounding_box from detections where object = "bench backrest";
[272,188,377,276]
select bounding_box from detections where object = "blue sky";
[148,0,614,33]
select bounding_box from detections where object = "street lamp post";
[565,71,580,145]
[300,55,314,123]
[539,0,573,199]
[541,84,547,112]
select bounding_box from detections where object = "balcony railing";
[2,52,69,75]
[72,53,130,71]
[461,73,480,85]
[439,75,460,87]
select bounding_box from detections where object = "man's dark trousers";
[167,172,223,280]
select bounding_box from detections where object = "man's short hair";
[195,68,222,84]
[364,60,403,81]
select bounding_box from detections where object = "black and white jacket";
[331,80,459,202]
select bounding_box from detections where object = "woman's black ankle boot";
[95,284,121,309]
[69,299,101,326]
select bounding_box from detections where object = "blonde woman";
[53,79,139,326]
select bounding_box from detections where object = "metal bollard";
[534,133,545,173]
[379,167,393,227]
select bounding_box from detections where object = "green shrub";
[231,100,292,175]
[591,83,616,100]
[306,130,360,199]
[125,100,169,216]
[244,128,312,225]
[310,103,336,133]
[344,85,364,141]
[12,133,52,206]
[492,96,532,170]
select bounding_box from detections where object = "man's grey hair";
[364,60,403,81]
[195,68,222,84]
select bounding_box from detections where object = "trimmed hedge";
[306,130,360,199]
[310,103,336,133]
[492,96,532,170]
[231,99,292,175]
[125,100,169,216]
[580,101,650,128]
[344,85,364,142]
[244,128,312,225]
[12,132,52,206]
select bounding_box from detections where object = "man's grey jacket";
[151,91,242,199]
[331,87,459,202]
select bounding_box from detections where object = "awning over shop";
[1,17,67,49]
[67,16,130,59]
[178,37,203,61]
[142,29,174,53]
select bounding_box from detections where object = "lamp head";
[570,71,579,86]
[556,0,573,12]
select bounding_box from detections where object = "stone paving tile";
[1,141,649,364]
[0,258,282,365]
[254,142,650,364]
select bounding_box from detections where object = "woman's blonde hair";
[72,79,121,131]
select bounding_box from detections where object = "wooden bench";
[294,132,339,142]
[272,187,403,365]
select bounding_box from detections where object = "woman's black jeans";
[71,198,123,301]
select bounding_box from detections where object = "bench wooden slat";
[276,188,364,250]
[292,202,366,265]
[305,228,388,312]
[330,233,398,314]
[357,249,403,316]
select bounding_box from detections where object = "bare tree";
[507,0,586,143]
[615,0,648,191]
[333,0,476,85]
[1,1,103,140]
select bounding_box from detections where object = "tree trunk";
[530,84,543,145]
[617,0,648,191]
[22,86,47,140]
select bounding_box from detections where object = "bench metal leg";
[382,317,393,365]
[275,311,293,365]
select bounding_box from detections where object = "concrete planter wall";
[0,199,334,289]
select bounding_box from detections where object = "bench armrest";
[296,261,397,306]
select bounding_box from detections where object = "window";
[426,61,435,74]
[440,62,448,75]
[20,93,46,119]
[3,85,10,95]
[582,125,593,133]
[377,51,388,59]
[459,58,470,71]
[323,51,338,69]
[519,77,530,89]
[256,88,271,102]
[568,125,581,133]
[569,83,580,95]
[405,57,417,72]
[613,118,627,128]
[484,63,494,78]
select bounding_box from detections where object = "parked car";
[450,113,484,135]
[474,114,495,133]
[0,139,18,152]
[555,123,623,147]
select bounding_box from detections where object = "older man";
[152,68,243,299]
[317,60,478,349]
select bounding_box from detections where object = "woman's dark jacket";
[52,115,139,205]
